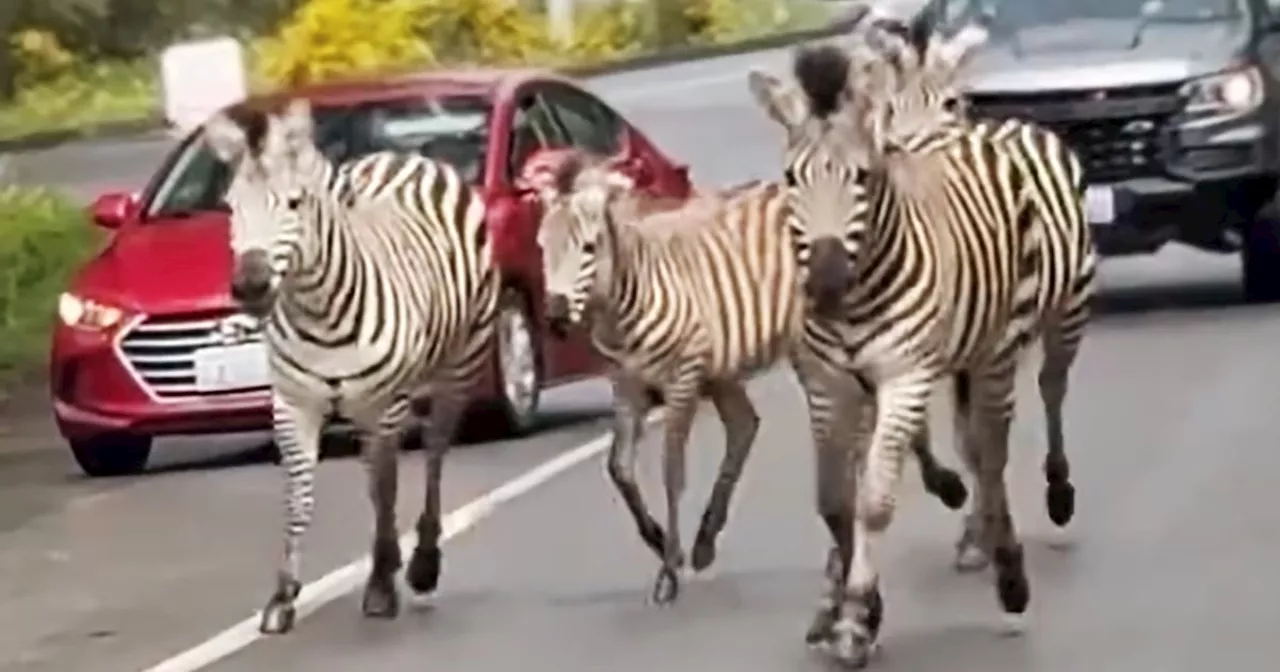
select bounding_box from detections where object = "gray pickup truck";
[933,0,1280,302]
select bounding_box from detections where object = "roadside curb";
[0,17,858,155]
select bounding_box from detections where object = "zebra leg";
[690,380,759,573]
[1039,326,1080,527]
[793,358,859,647]
[359,408,408,619]
[911,409,968,510]
[650,374,702,605]
[830,370,933,667]
[858,367,937,530]
[405,389,465,597]
[260,398,323,635]
[605,374,666,561]
[970,365,1031,619]
[950,372,993,572]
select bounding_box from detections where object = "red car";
[51,68,693,477]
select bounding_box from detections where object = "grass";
[0,0,833,145]
[0,60,159,144]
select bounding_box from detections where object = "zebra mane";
[793,44,852,119]
[223,105,271,157]
[550,151,587,196]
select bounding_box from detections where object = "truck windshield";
[943,0,1246,29]
[144,95,491,220]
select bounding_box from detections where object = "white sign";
[194,343,269,392]
[161,37,247,136]
[1085,185,1115,225]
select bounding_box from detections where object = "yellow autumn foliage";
[563,1,647,61]
[256,0,435,87]
[691,0,792,42]
[9,29,77,85]
[253,0,800,89]
[416,0,556,65]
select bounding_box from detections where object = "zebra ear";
[603,170,635,191]
[203,112,247,163]
[928,22,988,78]
[748,69,806,130]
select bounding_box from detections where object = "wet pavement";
[3,41,1279,672]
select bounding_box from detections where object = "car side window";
[507,87,569,180]
[145,109,354,217]
[541,84,621,157]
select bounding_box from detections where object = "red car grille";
[118,314,267,399]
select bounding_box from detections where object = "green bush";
[0,59,156,143]
[0,186,101,381]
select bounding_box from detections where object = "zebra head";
[535,153,633,337]
[863,10,990,122]
[748,46,876,317]
[204,98,327,318]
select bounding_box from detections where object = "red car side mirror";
[88,191,139,229]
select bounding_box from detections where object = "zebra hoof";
[993,546,1029,615]
[690,534,718,572]
[651,565,681,605]
[863,585,885,641]
[805,607,839,646]
[927,468,968,510]
[405,545,442,595]
[259,599,297,635]
[361,576,400,619]
[828,627,874,669]
[954,533,990,573]
[258,577,301,634]
[1045,481,1075,526]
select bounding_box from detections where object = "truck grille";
[1041,117,1167,182]
[968,83,1184,182]
[119,314,266,399]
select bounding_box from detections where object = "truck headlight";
[58,293,124,331]
[1182,66,1263,114]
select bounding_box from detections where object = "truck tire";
[1243,191,1280,304]
[70,434,151,477]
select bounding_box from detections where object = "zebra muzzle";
[804,237,852,316]
[231,249,275,315]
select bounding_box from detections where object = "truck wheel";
[489,288,542,436]
[69,434,152,477]
[1243,195,1280,304]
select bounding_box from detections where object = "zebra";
[533,151,801,604]
[202,99,498,634]
[857,11,1097,566]
[747,41,1040,666]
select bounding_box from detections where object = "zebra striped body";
[584,182,799,381]
[749,43,1040,666]
[973,117,1096,354]
[537,159,799,602]
[265,152,495,423]
[861,13,1095,571]
[204,100,496,633]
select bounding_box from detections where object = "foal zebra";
[204,99,497,633]
[859,13,1096,560]
[535,153,799,604]
[748,44,1038,666]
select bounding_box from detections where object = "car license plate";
[194,343,269,392]
[1085,185,1115,225]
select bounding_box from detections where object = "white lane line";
[141,414,657,672]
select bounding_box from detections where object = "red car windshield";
[144,94,492,219]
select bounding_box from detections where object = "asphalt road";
[3,43,1280,672]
